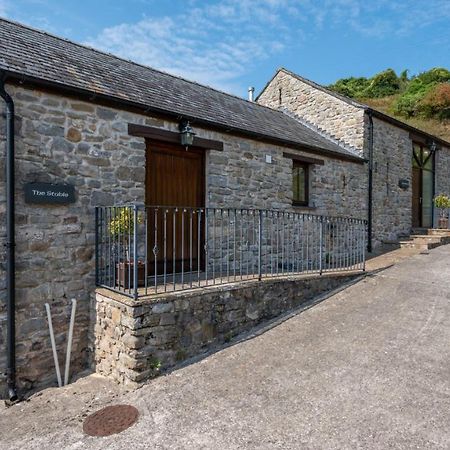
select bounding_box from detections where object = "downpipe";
[367,111,374,253]
[0,75,18,402]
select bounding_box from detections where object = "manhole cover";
[83,405,139,437]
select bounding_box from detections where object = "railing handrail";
[95,204,368,225]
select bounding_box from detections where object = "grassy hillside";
[328,68,450,142]
[361,95,450,142]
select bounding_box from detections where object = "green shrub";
[395,68,450,118]
[363,69,400,98]
[329,67,450,120]
[434,194,450,210]
[416,67,450,85]
[418,83,450,119]
[329,77,370,98]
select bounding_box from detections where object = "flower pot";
[116,260,146,289]
[438,217,449,229]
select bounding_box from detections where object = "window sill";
[292,204,316,211]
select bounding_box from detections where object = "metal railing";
[95,206,367,299]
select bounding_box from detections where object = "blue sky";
[2,0,449,96]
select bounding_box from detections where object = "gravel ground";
[1,245,449,450]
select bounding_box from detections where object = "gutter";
[0,74,18,402]
[367,111,374,253]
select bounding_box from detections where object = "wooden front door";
[146,142,205,274]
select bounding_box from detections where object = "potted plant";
[109,207,145,289]
[434,194,450,229]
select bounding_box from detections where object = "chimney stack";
[248,86,255,102]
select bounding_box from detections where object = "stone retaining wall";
[93,273,361,386]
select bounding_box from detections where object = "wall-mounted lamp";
[179,119,196,150]
[430,141,437,153]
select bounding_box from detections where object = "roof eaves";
[2,68,365,163]
[366,108,450,148]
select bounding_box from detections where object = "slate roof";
[0,18,363,162]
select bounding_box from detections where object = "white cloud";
[85,0,290,94]
[84,0,450,94]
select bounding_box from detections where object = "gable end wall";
[257,71,366,156]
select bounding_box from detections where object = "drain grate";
[83,405,139,437]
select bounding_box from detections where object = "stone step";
[428,229,450,237]
[409,235,445,243]
[411,228,428,235]
[399,240,442,250]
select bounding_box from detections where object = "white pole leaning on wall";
[45,303,62,388]
[64,298,77,386]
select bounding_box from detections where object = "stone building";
[257,68,450,247]
[0,19,449,397]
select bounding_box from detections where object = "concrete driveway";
[1,245,450,449]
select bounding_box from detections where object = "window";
[292,161,309,206]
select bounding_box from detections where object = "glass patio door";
[412,144,434,228]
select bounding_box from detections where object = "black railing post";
[258,209,263,280]
[95,207,99,285]
[363,221,367,272]
[133,204,139,300]
[319,216,323,275]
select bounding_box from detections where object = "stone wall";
[0,84,148,395]
[94,273,361,386]
[257,70,366,155]
[434,144,450,228]
[436,144,450,200]
[0,83,366,396]
[369,116,413,245]
[207,139,367,217]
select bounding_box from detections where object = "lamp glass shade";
[180,122,195,147]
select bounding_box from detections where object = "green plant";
[329,76,370,98]
[364,69,400,98]
[434,194,450,217]
[109,207,142,237]
[149,356,161,371]
[109,207,143,260]
[328,67,450,123]
[419,83,450,120]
